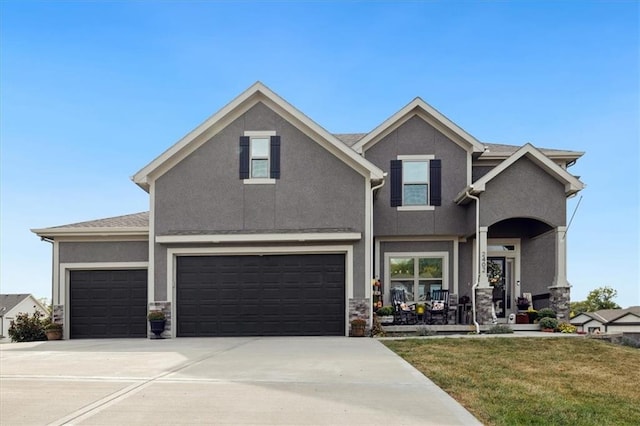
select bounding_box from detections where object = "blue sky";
[1,1,638,306]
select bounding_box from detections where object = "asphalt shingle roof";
[45,212,149,229]
[0,294,31,315]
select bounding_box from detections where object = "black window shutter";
[390,160,403,207]
[239,136,250,179]
[270,135,280,179]
[430,159,442,206]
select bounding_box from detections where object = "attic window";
[240,131,280,183]
[390,155,441,210]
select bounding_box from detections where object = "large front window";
[388,253,447,303]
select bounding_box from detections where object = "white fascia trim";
[397,154,435,161]
[60,261,149,339]
[156,232,362,244]
[376,235,461,242]
[244,130,277,137]
[31,227,148,238]
[47,236,149,243]
[354,98,485,154]
[132,82,385,188]
[472,143,585,195]
[166,245,354,338]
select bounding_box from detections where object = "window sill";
[397,205,435,211]
[243,178,276,185]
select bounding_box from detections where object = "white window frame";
[384,251,448,303]
[244,130,276,185]
[397,155,435,211]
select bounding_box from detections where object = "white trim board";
[156,232,362,244]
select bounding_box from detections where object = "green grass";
[383,337,640,426]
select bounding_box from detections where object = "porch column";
[478,226,490,287]
[552,226,569,288]
[549,226,571,320]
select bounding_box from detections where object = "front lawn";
[383,337,640,426]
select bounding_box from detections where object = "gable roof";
[351,97,486,154]
[31,212,149,238]
[132,82,384,191]
[571,306,640,325]
[455,143,585,203]
[481,143,584,163]
[0,294,47,316]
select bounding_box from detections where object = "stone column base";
[548,287,571,321]
[349,298,370,336]
[475,288,494,325]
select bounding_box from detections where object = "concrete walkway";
[0,337,480,425]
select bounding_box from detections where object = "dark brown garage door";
[177,254,345,337]
[69,269,147,338]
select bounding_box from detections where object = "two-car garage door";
[176,254,346,337]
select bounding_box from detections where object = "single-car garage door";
[69,269,147,338]
[177,254,345,337]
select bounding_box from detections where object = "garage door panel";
[177,254,345,337]
[70,269,147,339]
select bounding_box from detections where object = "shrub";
[539,317,558,330]
[416,325,436,336]
[537,308,557,319]
[8,311,47,342]
[376,306,393,316]
[557,322,577,334]
[486,324,514,334]
[147,311,166,321]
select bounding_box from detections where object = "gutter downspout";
[465,190,481,334]
[370,176,386,322]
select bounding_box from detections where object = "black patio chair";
[391,288,418,325]
[426,289,449,325]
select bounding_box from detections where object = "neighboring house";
[32,82,585,339]
[570,306,640,334]
[0,294,48,339]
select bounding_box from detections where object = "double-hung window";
[390,155,441,209]
[239,131,280,183]
[387,252,448,303]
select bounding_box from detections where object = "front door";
[487,257,516,319]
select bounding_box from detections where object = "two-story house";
[32,82,584,339]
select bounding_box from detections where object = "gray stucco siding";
[152,102,367,301]
[366,115,469,236]
[58,241,148,263]
[154,102,365,234]
[480,157,566,228]
[521,232,556,297]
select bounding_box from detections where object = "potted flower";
[148,310,166,339]
[516,296,530,311]
[44,322,62,340]
[350,318,367,337]
[539,317,558,332]
[375,306,394,325]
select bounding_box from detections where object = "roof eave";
[31,227,149,238]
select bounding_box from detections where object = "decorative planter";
[45,329,62,340]
[517,304,530,311]
[350,320,366,337]
[149,319,166,338]
[379,315,394,325]
[541,328,555,333]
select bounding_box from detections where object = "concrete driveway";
[0,337,480,425]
